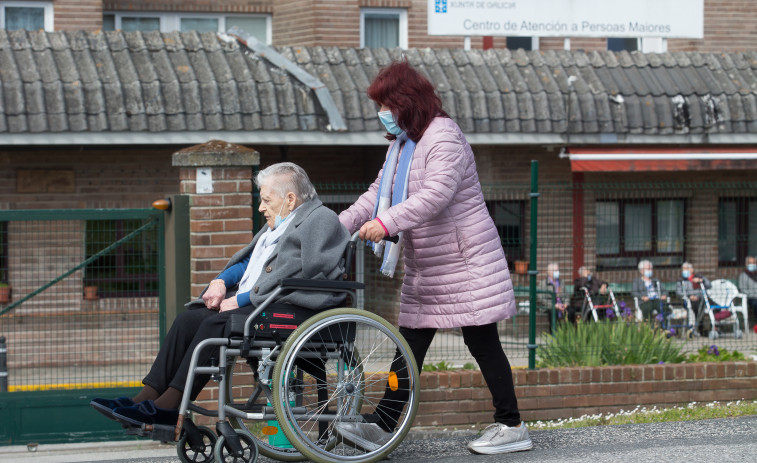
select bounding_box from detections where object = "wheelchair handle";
[349,231,399,243]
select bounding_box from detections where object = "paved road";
[3,416,756,463]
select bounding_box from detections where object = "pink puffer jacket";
[339,117,516,329]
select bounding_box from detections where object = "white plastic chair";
[709,279,749,330]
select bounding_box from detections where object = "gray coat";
[187,197,350,311]
[675,275,711,299]
[631,277,664,299]
[738,272,757,299]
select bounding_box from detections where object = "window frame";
[718,197,757,267]
[0,1,53,31]
[359,7,408,49]
[506,36,539,51]
[595,198,687,270]
[485,199,526,268]
[607,37,640,52]
[103,11,273,44]
[0,221,7,284]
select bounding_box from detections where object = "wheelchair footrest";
[124,423,177,443]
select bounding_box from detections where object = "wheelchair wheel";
[272,308,419,463]
[177,426,216,463]
[214,429,258,463]
[224,358,307,462]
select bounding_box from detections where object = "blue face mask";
[748,264,757,272]
[586,274,592,281]
[552,271,560,280]
[378,110,404,135]
[274,201,288,229]
[682,270,691,279]
[644,270,653,278]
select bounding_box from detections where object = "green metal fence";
[0,209,164,444]
[318,174,757,368]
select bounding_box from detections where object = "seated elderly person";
[737,256,757,329]
[537,262,568,318]
[568,266,608,322]
[632,260,667,320]
[90,162,349,427]
[675,261,711,331]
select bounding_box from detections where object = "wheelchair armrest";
[279,278,365,291]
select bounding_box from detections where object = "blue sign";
[435,0,447,13]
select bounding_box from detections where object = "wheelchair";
[124,232,420,463]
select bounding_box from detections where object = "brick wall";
[104,1,273,14]
[44,0,757,51]
[413,361,757,426]
[54,0,103,32]
[173,141,258,298]
[191,361,757,428]
[269,0,757,51]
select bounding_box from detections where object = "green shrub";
[421,361,456,372]
[462,362,478,370]
[686,345,745,362]
[537,321,685,368]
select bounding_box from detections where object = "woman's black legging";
[373,322,522,431]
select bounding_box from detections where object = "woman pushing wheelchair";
[90,162,349,427]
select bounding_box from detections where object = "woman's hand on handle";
[359,219,387,243]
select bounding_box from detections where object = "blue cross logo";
[435,0,448,13]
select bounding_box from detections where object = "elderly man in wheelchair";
[90,162,419,463]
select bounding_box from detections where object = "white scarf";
[237,211,296,294]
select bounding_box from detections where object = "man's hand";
[220,296,239,312]
[203,279,226,310]
[690,295,700,301]
[642,296,650,302]
[359,219,387,243]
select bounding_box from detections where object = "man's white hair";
[638,259,653,271]
[255,162,316,201]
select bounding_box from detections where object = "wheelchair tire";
[224,359,307,462]
[214,429,258,463]
[272,308,419,463]
[177,425,216,463]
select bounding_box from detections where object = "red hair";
[367,60,449,142]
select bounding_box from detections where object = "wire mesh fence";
[318,179,757,366]
[2,177,757,393]
[0,210,163,391]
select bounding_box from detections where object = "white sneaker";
[467,422,533,455]
[334,422,391,452]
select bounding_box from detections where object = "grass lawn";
[529,400,757,430]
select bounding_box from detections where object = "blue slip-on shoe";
[112,400,179,427]
[90,397,135,421]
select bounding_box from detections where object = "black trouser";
[373,323,522,431]
[143,306,257,401]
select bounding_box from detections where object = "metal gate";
[0,209,165,444]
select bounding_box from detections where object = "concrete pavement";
[1,416,756,463]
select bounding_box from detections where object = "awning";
[568,147,757,172]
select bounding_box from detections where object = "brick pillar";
[172,140,260,298]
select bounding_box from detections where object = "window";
[0,221,7,284]
[360,8,408,49]
[608,38,639,52]
[506,37,538,51]
[718,198,757,266]
[102,12,272,44]
[596,199,685,269]
[85,219,159,298]
[486,200,525,268]
[0,1,53,31]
